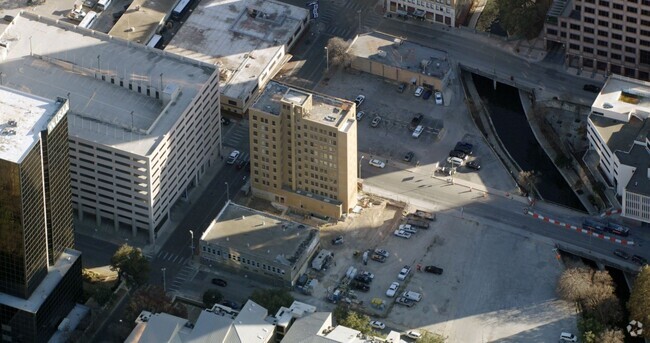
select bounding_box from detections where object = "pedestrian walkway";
[154,250,191,266]
[223,121,249,148]
[168,264,199,294]
[316,0,383,39]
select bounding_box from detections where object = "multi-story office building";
[384,0,471,27]
[249,81,358,219]
[586,75,650,225]
[0,87,82,342]
[165,0,309,116]
[544,0,650,80]
[199,202,320,287]
[1,13,221,242]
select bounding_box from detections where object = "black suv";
[354,274,372,284]
[631,255,647,266]
[403,151,414,162]
[409,114,424,131]
[455,142,473,155]
[449,150,467,160]
[424,265,443,275]
[583,84,601,93]
[613,249,629,260]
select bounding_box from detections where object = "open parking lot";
[315,69,514,192]
[303,198,576,342]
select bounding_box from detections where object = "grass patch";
[475,0,499,32]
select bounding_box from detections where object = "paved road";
[74,234,120,269]
[360,164,647,268]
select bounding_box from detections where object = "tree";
[126,286,187,323]
[495,0,552,39]
[92,284,114,306]
[517,170,539,195]
[557,268,622,325]
[577,315,605,342]
[335,308,373,335]
[628,265,650,338]
[250,288,294,314]
[326,37,352,68]
[203,289,223,309]
[596,329,624,343]
[110,244,150,286]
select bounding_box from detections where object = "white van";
[447,156,464,166]
[96,0,112,11]
[559,332,577,342]
[401,291,422,302]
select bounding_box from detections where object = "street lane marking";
[173,255,179,263]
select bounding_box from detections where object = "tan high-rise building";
[249,82,358,219]
[544,0,650,80]
[384,0,472,27]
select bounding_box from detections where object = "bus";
[78,11,98,29]
[96,0,112,11]
[171,0,192,20]
[146,34,163,49]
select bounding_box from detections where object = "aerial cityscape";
[0,0,649,342]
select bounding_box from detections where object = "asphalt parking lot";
[310,200,577,342]
[315,69,515,192]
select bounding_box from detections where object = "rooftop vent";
[324,116,336,122]
[377,50,386,58]
[603,102,614,109]
[1,129,16,136]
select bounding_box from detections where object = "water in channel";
[472,74,586,212]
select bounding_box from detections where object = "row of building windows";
[202,246,286,275]
[624,192,650,221]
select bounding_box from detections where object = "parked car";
[466,161,481,170]
[409,114,423,131]
[401,290,422,302]
[354,274,372,284]
[583,84,601,93]
[356,111,365,121]
[226,150,240,164]
[455,142,473,155]
[386,281,400,297]
[434,91,443,105]
[220,300,240,310]
[369,320,385,330]
[393,230,412,239]
[236,158,249,170]
[331,235,344,245]
[559,332,577,342]
[395,296,415,307]
[359,271,375,280]
[211,278,227,287]
[406,331,422,339]
[424,265,444,275]
[403,151,414,162]
[354,95,365,107]
[412,125,424,138]
[368,159,386,168]
[374,249,390,258]
[631,255,648,266]
[449,150,467,160]
[397,265,411,280]
[371,116,381,128]
[398,224,417,234]
[414,86,424,97]
[613,249,629,260]
[397,83,406,93]
[371,253,386,263]
[422,89,432,100]
[351,281,370,292]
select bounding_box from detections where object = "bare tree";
[557,268,623,325]
[326,37,352,68]
[596,329,624,343]
[628,265,650,338]
[517,170,539,195]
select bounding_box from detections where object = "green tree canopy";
[109,244,150,286]
[250,288,294,314]
[628,265,650,338]
[495,0,552,39]
[334,306,373,336]
[418,330,447,343]
[203,289,223,309]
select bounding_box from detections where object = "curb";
[524,209,634,246]
[600,208,622,218]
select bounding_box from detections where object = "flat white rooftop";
[0,249,80,313]
[109,0,178,43]
[0,87,62,163]
[593,74,650,120]
[165,0,307,102]
[0,12,215,156]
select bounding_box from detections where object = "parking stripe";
[172,255,179,263]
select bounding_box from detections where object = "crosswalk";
[224,123,249,148]
[155,250,191,265]
[316,0,383,40]
[168,264,199,293]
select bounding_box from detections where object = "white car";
[393,230,412,239]
[398,265,411,280]
[434,91,443,105]
[368,159,386,168]
[374,249,389,258]
[414,86,424,97]
[399,224,417,234]
[369,320,385,330]
[354,94,365,107]
[412,125,424,138]
[559,332,577,342]
[405,331,422,339]
[386,281,400,297]
[360,271,374,280]
[226,150,240,164]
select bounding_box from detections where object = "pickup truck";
[414,210,436,221]
[406,217,429,229]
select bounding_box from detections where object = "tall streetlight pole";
[189,230,194,254]
[324,47,329,71]
[357,10,361,32]
[358,156,365,178]
[161,268,166,292]
[225,182,230,201]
